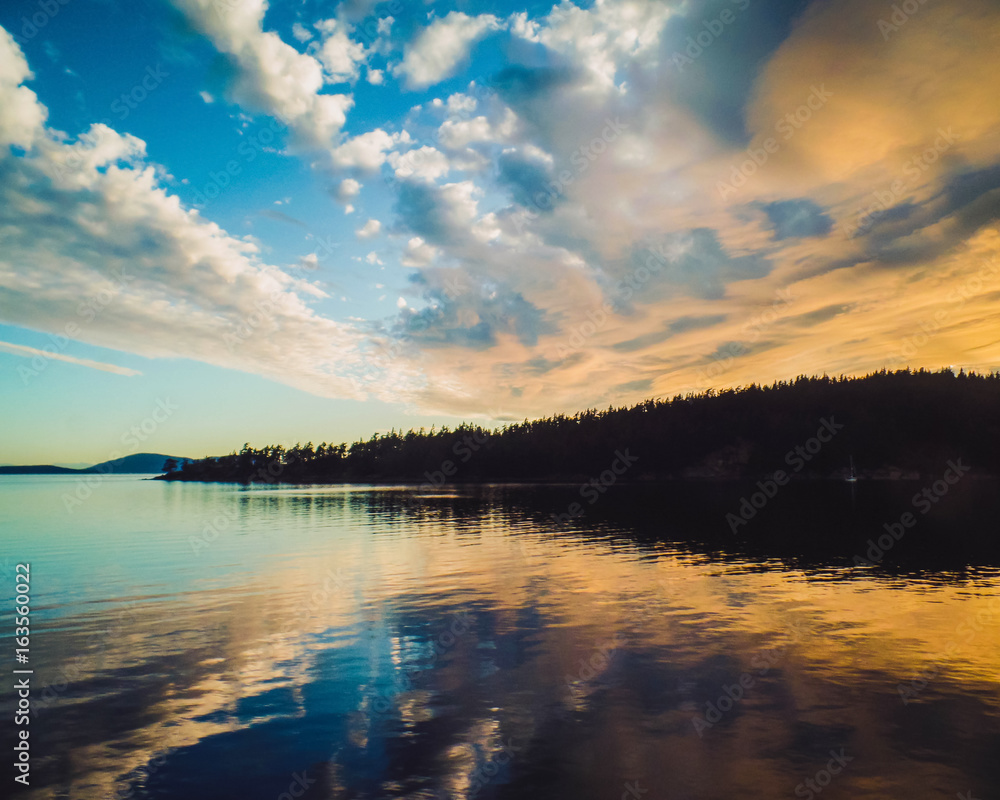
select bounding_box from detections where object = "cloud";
[437,107,519,150]
[0,28,46,150]
[745,0,1000,186]
[447,92,478,115]
[394,279,553,349]
[333,177,361,202]
[388,145,451,181]
[510,0,673,91]
[831,161,1000,273]
[935,163,1000,236]
[0,31,380,402]
[612,315,729,352]
[330,127,409,170]
[334,0,386,25]
[312,18,368,83]
[394,180,481,245]
[394,12,502,90]
[0,340,143,376]
[490,65,578,106]
[401,237,437,267]
[170,0,353,149]
[656,0,814,145]
[785,303,852,327]
[621,230,773,301]
[258,208,308,228]
[356,218,381,239]
[761,198,833,239]
[497,146,559,210]
[342,0,1000,415]
[9,0,1000,423]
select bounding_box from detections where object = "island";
[156,369,999,484]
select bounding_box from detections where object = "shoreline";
[151,472,1000,486]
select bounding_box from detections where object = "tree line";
[158,369,1000,484]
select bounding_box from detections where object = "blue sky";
[1,0,999,464]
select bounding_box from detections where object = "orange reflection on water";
[7,483,1000,800]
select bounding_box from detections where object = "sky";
[1,0,999,465]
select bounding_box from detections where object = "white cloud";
[367,68,384,85]
[291,22,312,42]
[401,237,437,267]
[512,0,673,91]
[0,31,379,401]
[12,0,1000,424]
[438,108,519,149]
[0,28,46,150]
[356,218,381,239]
[169,0,353,149]
[513,143,554,166]
[446,92,478,115]
[333,177,362,202]
[388,145,451,181]
[312,18,367,82]
[451,148,490,172]
[436,181,481,228]
[394,12,502,90]
[0,340,142,376]
[199,90,214,104]
[330,127,409,170]
[508,11,540,41]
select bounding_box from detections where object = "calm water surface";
[1,475,999,800]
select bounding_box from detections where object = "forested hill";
[158,370,1000,484]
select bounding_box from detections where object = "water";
[2,475,999,800]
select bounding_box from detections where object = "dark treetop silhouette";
[157,369,1000,484]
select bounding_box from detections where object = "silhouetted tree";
[158,369,1000,485]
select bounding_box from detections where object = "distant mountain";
[4,462,94,469]
[90,453,189,474]
[0,453,189,475]
[0,465,94,475]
